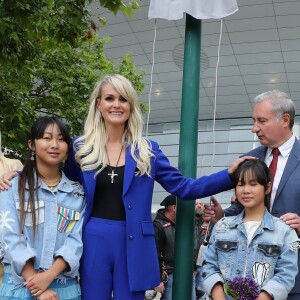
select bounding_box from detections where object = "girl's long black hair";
[231,159,272,209]
[18,116,71,235]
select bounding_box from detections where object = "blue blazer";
[226,138,300,295]
[65,138,234,292]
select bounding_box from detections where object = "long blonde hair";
[75,74,153,176]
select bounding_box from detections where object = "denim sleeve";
[202,223,225,295]
[261,227,299,300]
[152,141,233,200]
[54,200,86,278]
[0,187,36,284]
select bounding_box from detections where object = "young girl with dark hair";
[0,116,85,300]
[203,159,299,300]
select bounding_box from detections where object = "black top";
[92,165,126,220]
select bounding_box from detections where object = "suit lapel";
[276,139,300,199]
[255,147,267,160]
[123,146,137,197]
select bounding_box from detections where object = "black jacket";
[194,213,214,270]
[153,209,175,281]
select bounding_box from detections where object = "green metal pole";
[172,14,201,300]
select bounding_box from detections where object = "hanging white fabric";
[148,0,238,20]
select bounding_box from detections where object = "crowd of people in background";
[0,75,299,300]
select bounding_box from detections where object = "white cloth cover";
[148,0,238,20]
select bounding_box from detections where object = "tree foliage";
[0,0,141,65]
[0,0,146,159]
[1,36,145,158]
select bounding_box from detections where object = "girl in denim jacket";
[0,117,85,300]
[203,159,299,300]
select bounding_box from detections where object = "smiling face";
[96,83,131,129]
[252,99,291,148]
[29,123,68,169]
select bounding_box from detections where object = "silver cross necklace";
[105,144,123,183]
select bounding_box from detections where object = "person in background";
[0,133,23,282]
[203,159,299,300]
[194,199,212,299]
[153,195,196,300]
[0,116,85,300]
[153,195,178,300]
[194,200,206,267]
[0,132,23,177]
[204,90,300,299]
[0,75,252,300]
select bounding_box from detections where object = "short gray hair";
[254,90,295,129]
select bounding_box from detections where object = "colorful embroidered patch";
[57,206,80,233]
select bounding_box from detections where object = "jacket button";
[236,269,241,274]
[129,234,133,240]
[127,204,132,209]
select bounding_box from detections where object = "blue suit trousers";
[80,218,145,300]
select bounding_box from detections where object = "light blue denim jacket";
[0,171,86,285]
[203,210,299,300]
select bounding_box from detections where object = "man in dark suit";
[205,90,300,300]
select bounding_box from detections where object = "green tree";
[0,0,146,159]
[0,36,146,158]
[0,0,141,65]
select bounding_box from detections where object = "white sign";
[148,0,238,20]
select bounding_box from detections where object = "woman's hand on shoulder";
[0,171,18,191]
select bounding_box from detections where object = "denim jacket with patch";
[0,171,86,285]
[203,210,299,300]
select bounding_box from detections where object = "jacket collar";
[228,209,275,231]
[25,171,74,193]
[275,138,300,200]
[123,145,137,196]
